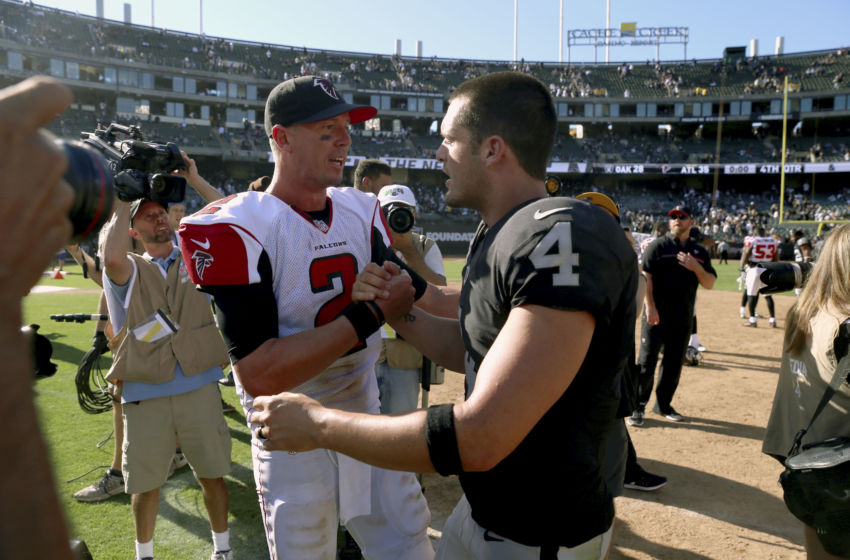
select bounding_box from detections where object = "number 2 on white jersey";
[528,222,580,286]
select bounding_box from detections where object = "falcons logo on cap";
[191,249,214,281]
[313,78,340,100]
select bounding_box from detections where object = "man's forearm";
[643,272,656,310]
[234,315,365,397]
[66,244,103,287]
[318,407,436,472]
[415,283,460,319]
[190,175,224,204]
[695,267,716,290]
[102,204,132,284]
[389,308,466,372]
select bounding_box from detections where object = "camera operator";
[0,76,76,560]
[100,165,233,559]
[70,152,219,505]
[375,185,446,414]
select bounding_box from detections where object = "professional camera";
[382,202,415,234]
[60,123,187,240]
[750,261,815,294]
[78,123,187,204]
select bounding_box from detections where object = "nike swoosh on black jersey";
[533,207,571,220]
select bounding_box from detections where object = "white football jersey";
[746,236,780,263]
[180,188,391,410]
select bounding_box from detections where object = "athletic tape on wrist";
[425,403,463,476]
[340,301,383,342]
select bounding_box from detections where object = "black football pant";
[635,314,689,413]
[747,293,775,318]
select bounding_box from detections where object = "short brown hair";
[449,72,556,179]
[353,159,391,189]
[248,176,271,192]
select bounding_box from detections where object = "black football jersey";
[457,196,638,547]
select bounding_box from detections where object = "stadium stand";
[2,0,849,255]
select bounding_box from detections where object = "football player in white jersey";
[179,76,439,560]
[741,227,780,327]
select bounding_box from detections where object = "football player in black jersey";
[249,72,638,559]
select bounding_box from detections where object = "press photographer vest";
[379,234,433,370]
[107,252,228,384]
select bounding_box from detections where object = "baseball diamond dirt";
[421,287,806,559]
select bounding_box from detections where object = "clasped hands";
[249,261,413,453]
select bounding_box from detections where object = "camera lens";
[59,140,115,242]
[385,205,414,234]
[149,173,187,204]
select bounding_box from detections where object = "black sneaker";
[624,470,668,491]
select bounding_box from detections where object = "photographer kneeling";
[762,223,850,559]
[375,185,446,414]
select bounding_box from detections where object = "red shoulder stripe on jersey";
[178,222,259,285]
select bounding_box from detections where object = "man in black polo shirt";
[630,205,716,424]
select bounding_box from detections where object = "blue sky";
[34,0,848,63]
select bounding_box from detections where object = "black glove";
[91,331,110,356]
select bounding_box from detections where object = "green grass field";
[25,258,768,559]
[27,265,263,560]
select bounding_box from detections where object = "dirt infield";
[422,288,805,559]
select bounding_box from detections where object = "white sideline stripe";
[29,285,76,294]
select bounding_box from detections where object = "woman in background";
[762,223,850,560]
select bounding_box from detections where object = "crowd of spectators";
[9,0,850,250]
[5,1,849,102]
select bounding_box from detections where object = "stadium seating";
[3,0,849,242]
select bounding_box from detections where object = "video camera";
[59,122,187,241]
[750,261,815,294]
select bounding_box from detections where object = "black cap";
[129,198,166,224]
[668,205,693,218]
[264,76,377,136]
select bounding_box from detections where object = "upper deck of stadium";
[1,0,848,170]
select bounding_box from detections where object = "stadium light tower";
[605,0,611,64]
[513,0,518,62]
[199,0,203,35]
[559,0,564,63]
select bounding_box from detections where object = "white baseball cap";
[378,184,417,208]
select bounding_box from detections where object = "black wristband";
[425,403,463,476]
[340,301,383,342]
[364,300,385,323]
